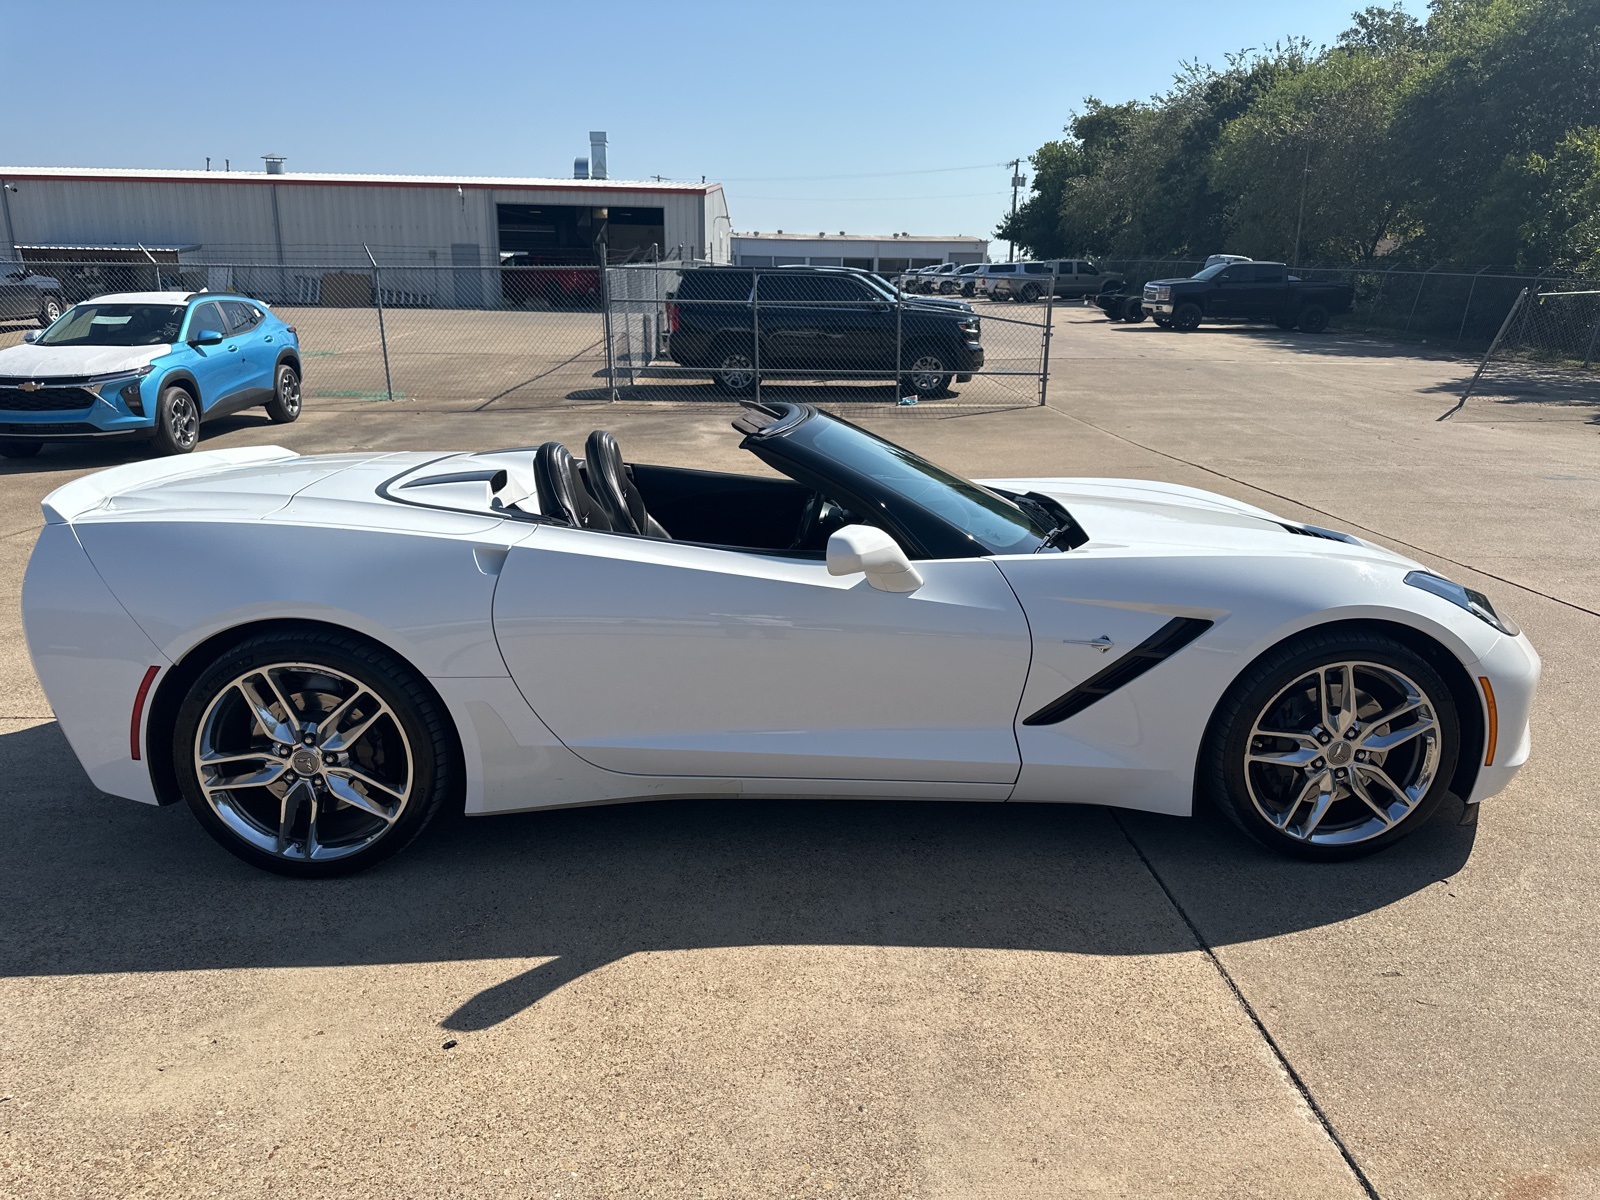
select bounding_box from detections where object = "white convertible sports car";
[22,402,1539,877]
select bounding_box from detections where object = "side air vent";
[1281,522,1362,544]
[1022,617,1214,726]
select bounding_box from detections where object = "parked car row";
[1085,256,1354,334]
[897,259,1125,303]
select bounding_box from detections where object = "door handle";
[228,345,238,352]
[1062,635,1116,653]
[264,335,273,342]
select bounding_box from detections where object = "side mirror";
[189,328,225,346]
[826,524,923,593]
[22,330,39,343]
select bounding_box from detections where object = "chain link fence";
[600,263,1051,415]
[0,258,1053,415]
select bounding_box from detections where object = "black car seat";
[533,441,613,531]
[583,430,670,538]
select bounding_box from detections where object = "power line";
[740,190,1010,202]
[720,163,1004,184]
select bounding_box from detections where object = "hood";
[0,341,171,379]
[980,476,1421,568]
[1144,277,1193,288]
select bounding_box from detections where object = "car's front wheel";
[1152,315,1173,328]
[0,440,43,459]
[151,385,200,455]
[1171,302,1203,331]
[172,629,458,877]
[1297,304,1330,333]
[1203,630,1460,860]
[265,362,302,423]
[1121,297,1147,322]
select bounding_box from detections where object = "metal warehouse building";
[731,232,988,275]
[0,162,731,307]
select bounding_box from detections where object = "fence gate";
[602,263,1053,414]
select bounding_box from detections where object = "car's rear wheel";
[903,348,954,398]
[151,385,200,455]
[1171,302,1203,331]
[1297,304,1330,333]
[38,296,63,327]
[1203,631,1460,861]
[711,345,757,395]
[265,362,302,423]
[172,629,458,877]
[0,440,43,459]
[1019,283,1041,303]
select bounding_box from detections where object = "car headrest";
[532,441,612,531]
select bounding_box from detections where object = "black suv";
[664,266,984,397]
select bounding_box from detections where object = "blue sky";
[13,0,1420,243]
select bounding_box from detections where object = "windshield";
[1191,262,1230,281]
[38,303,187,347]
[803,418,1052,555]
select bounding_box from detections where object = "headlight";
[1405,570,1519,636]
[89,367,152,416]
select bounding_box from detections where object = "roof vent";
[262,154,286,175]
[589,131,607,181]
[574,156,589,179]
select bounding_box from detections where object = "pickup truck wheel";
[0,440,43,459]
[38,296,64,326]
[1152,315,1173,328]
[1274,316,1298,330]
[1019,283,1041,303]
[1297,305,1330,334]
[711,346,757,395]
[1171,302,1203,332]
[1121,297,1147,322]
[903,349,954,398]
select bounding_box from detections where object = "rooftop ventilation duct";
[574,157,589,179]
[589,131,607,181]
[262,154,286,175]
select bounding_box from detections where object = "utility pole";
[1007,158,1025,263]
[1291,138,1311,267]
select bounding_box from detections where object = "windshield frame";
[738,403,1056,558]
[36,301,190,348]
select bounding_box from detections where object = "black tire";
[1201,630,1461,862]
[150,384,200,455]
[38,295,64,327]
[902,346,954,398]
[265,362,302,424]
[1274,316,1298,330]
[1297,304,1330,333]
[1152,315,1173,328]
[710,342,757,395]
[172,628,459,878]
[1171,302,1203,331]
[1121,297,1147,323]
[1103,306,1124,323]
[1019,283,1041,303]
[0,440,43,459]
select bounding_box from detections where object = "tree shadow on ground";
[1100,318,1483,364]
[0,721,1476,1030]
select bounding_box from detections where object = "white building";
[731,232,987,276]
[0,162,732,305]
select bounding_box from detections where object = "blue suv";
[0,290,302,458]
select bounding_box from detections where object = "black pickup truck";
[1141,261,1353,332]
[665,266,984,398]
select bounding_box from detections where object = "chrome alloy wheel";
[194,662,413,862]
[716,352,755,390]
[908,354,947,393]
[1243,661,1442,847]
[168,392,199,449]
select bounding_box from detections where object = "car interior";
[516,427,858,556]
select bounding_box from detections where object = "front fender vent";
[1022,617,1214,726]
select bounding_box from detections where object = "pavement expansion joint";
[1111,810,1385,1200]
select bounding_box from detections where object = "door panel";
[184,301,246,409]
[492,527,1032,784]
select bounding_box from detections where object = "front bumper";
[1465,629,1541,806]
[1144,301,1174,314]
[0,374,157,439]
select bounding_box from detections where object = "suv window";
[986,264,1016,274]
[1023,263,1050,274]
[760,274,870,302]
[676,269,753,301]
[186,301,228,339]
[221,300,262,332]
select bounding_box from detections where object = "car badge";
[18,381,42,392]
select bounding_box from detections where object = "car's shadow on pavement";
[0,720,1477,1030]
